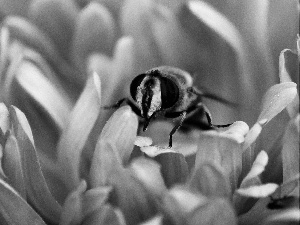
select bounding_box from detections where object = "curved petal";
[28,0,79,60]
[9,106,62,224]
[0,178,46,225]
[58,72,101,191]
[72,2,116,71]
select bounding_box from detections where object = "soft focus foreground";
[0,0,299,225]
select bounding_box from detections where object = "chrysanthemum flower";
[0,0,298,224]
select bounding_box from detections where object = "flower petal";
[2,134,26,198]
[187,198,237,225]
[257,82,297,123]
[28,0,79,60]
[14,59,72,131]
[58,72,101,190]
[195,131,242,191]
[120,0,162,72]
[220,121,249,144]
[9,106,62,223]
[130,157,167,196]
[3,16,81,86]
[99,106,138,165]
[83,186,112,218]
[0,178,46,225]
[82,204,126,225]
[72,2,115,71]
[282,115,299,182]
[0,103,9,133]
[236,183,279,198]
[240,151,269,188]
[264,209,300,225]
[189,162,231,198]
[180,1,252,93]
[60,180,87,225]
[0,0,30,17]
[154,151,189,188]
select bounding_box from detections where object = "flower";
[0,0,299,224]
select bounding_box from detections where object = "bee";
[105,66,235,147]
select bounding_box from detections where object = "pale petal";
[220,121,249,144]
[189,162,231,198]
[140,215,163,225]
[28,0,79,60]
[240,151,268,188]
[264,209,300,225]
[195,131,242,191]
[0,179,46,225]
[58,72,101,190]
[72,2,115,70]
[0,0,31,17]
[279,49,299,118]
[2,134,26,198]
[282,115,299,182]
[257,82,297,123]
[130,157,166,196]
[99,106,138,165]
[187,198,237,225]
[236,183,279,198]
[0,103,9,133]
[4,16,82,87]
[9,106,62,224]
[15,59,72,131]
[60,180,87,225]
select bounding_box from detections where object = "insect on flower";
[105,66,235,147]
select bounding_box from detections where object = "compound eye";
[160,77,179,109]
[130,73,147,100]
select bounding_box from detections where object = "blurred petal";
[130,157,167,196]
[243,120,267,152]
[240,151,269,188]
[28,0,79,60]
[169,186,207,214]
[58,72,101,190]
[189,162,231,198]
[279,49,299,118]
[0,103,9,133]
[180,1,252,93]
[72,2,116,72]
[60,180,87,225]
[99,106,138,165]
[82,204,126,225]
[14,59,72,131]
[83,186,112,218]
[154,151,189,188]
[236,183,279,198]
[120,0,162,72]
[0,26,9,80]
[187,198,237,225]
[282,115,299,182]
[257,82,297,123]
[3,16,82,87]
[89,140,123,188]
[2,134,26,198]
[195,131,242,191]
[0,0,31,17]
[0,178,46,225]
[140,215,163,225]
[9,106,62,223]
[264,209,300,225]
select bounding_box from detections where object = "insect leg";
[168,111,187,148]
[202,104,232,128]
